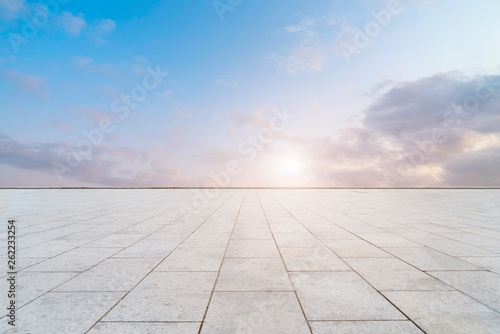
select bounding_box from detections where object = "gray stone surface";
[290,271,406,320]
[0,291,125,333]
[88,322,201,333]
[280,247,350,271]
[226,239,280,258]
[427,270,500,311]
[155,247,226,271]
[1,188,499,332]
[459,256,500,273]
[215,257,293,291]
[7,272,77,306]
[26,247,122,272]
[55,258,161,291]
[383,246,483,271]
[201,292,310,333]
[345,257,452,290]
[104,272,217,321]
[310,321,424,334]
[382,290,500,334]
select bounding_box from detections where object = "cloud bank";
[1,71,499,186]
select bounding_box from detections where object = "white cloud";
[216,74,239,87]
[71,56,93,68]
[0,0,27,20]
[271,16,327,75]
[158,90,173,99]
[71,56,113,74]
[284,18,315,34]
[95,19,116,35]
[58,11,87,36]
[273,46,327,75]
[4,70,45,92]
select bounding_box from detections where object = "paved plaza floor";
[1,189,500,333]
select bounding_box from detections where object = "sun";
[282,157,302,174]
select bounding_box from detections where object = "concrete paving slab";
[382,290,500,334]
[427,270,500,311]
[226,239,280,258]
[383,247,484,271]
[88,322,201,333]
[0,291,125,333]
[280,247,350,271]
[459,256,500,273]
[345,257,453,290]
[274,233,323,248]
[25,247,122,272]
[1,189,499,332]
[309,320,424,334]
[323,239,392,258]
[290,271,406,320]
[201,292,310,334]
[104,272,217,321]
[155,247,226,271]
[215,257,293,291]
[55,258,161,291]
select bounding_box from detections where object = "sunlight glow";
[282,157,302,174]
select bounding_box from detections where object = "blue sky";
[1,0,500,187]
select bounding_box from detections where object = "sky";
[1,0,500,187]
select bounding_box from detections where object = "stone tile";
[274,233,322,247]
[384,247,483,271]
[231,227,273,240]
[290,272,406,320]
[19,240,78,258]
[215,258,293,291]
[201,292,310,334]
[269,223,309,234]
[0,272,77,306]
[384,227,444,241]
[357,233,420,248]
[117,224,162,234]
[427,270,500,311]
[112,239,177,258]
[89,322,201,333]
[155,247,226,271]
[310,321,424,333]
[25,247,121,272]
[0,292,124,333]
[459,256,500,273]
[2,188,500,332]
[55,258,160,291]
[345,258,452,290]
[306,225,357,240]
[280,247,350,271]
[323,239,391,258]
[484,246,500,254]
[104,272,217,321]
[226,239,280,258]
[84,233,146,248]
[382,291,500,334]
[417,238,498,257]
[182,233,232,247]
[445,232,500,247]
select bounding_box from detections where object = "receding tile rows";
[0,188,499,333]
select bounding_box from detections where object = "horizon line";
[1,186,499,190]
